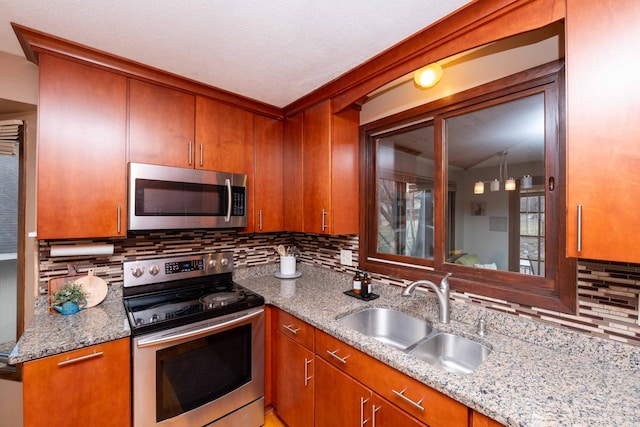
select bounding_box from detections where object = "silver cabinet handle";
[188,141,193,165]
[321,208,327,231]
[58,350,103,367]
[372,405,380,427]
[117,205,121,233]
[304,357,313,386]
[577,204,583,252]
[360,397,370,426]
[259,210,263,231]
[199,143,203,167]
[326,349,349,364]
[392,387,424,411]
[282,324,300,335]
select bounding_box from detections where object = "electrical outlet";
[340,249,352,266]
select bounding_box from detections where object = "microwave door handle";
[225,178,232,223]
[136,308,263,348]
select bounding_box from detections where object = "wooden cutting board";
[48,266,108,313]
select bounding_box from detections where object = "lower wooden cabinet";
[22,338,131,427]
[275,331,315,427]
[272,308,469,427]
[315,357,426,427]
[472,410,505,427]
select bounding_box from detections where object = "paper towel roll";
[50,244,114,257]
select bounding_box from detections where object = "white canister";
[280,255,297,276]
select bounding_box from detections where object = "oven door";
[132,307,264,427]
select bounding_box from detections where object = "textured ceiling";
[0,0,472,107]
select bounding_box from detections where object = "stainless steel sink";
[337,308,491,374]
[337,308,433,350]
[409,333,491,375]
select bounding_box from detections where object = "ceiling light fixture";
[413,62,443,88]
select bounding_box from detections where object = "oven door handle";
[225,178,232,223]
[136,308,263,348]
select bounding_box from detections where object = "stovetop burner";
[123,252,264,336]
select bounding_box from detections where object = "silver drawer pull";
[392,387,424,411]
[57,350,103,367]
[360,396,370,426]
[372,404,380,427]
[304,358,313,386]
[326,349,349,364]
[283,324,301,334]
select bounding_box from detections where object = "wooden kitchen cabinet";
[274,310,315,427]
[302,100,359,235]
[315,329,468,427]
[565,0,640,263]
[315,357,426,427]
[253,115,284,232]
[282,101,359,234]
[37,54,127,239]
[23,338,131,427]
[128,79,195,168]
[195,96,253,173]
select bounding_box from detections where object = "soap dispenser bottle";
[352,268,362,295]
[361,271,371,298]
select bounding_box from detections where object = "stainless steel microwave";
[128,162,247,231]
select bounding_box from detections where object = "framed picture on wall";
[470,201,486,216]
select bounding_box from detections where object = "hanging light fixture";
[504,178,517,191]
[521,174,533,189]
[413,62,443,88]
[490,179,500,192]
[474,180,485,194]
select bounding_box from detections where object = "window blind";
[0,119,23,156]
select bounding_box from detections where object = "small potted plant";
[51,281,89,315]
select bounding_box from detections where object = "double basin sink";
[337,307,490,375]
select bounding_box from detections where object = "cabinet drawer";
[315,329,468,427]
[276,309,314,351]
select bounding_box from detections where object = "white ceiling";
[0,0,472,108]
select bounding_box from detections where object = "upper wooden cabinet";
[195,96,253,173]
[566,0,640,263]
[37,54,127,239]
[284,100,359,234]
[129,79,195,168]
[253,115,284,232]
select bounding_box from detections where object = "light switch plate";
[340,249,352,266]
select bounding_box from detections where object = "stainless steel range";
[123,252,265,427]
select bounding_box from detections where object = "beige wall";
[0,51,38,427]
[0,51,38,105]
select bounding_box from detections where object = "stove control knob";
[208,259,217,270]
[220,257,229,268]
[149,265,160,276]
[131,266,145,278]
[150,314,160,323]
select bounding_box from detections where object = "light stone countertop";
[8,284,130,364]
[235,264,640,427]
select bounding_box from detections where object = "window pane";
[376,125,435,260]
[0,151,18,346]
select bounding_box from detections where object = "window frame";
[359,60,576,313]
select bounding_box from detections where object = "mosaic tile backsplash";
[39,231,640,347]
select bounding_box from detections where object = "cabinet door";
[566,0,640,262]
[330,107,359,235]
[23,338,131,427]
[303,100,332,234]
[254,115,284,232]
[283,112,304,232]
[37,54,127,239]
[275,332,314,427]
[314,357,371,427]
[129,79,195,167]
[195,96,252,173]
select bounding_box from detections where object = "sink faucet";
[401,273,452,323]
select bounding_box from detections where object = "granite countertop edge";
[8,284,131,365]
